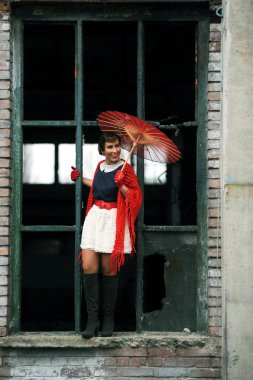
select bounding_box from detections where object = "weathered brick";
[0,305,7,317]
[0,128,11,137]
[0,295,8,305]
[0,120,10,128]
[0,326,8,336]
[0,109,10,119]
[208,169,220,179]
[146,356,163,366]
[0,246,9,255]
[147,347,176,357]
[0,276,8,285]
[0,178,9,186]
[0,22,10,31]
[0,51,10,60]
[0,316,7,326]
[0,99,10,109]
[0,31,10,41]
[209,179,220,189]
[208,139,220,149]
[209,306,222,317]
[208,189,221,198]
[208,247,221,256]
[208,160,220,169]
[208,61,221,71]
[0,89,10,99]
[209,278,222,288]
[209,42,221,52]
[0,42,9,51]
[208,101,221,112]
[209,31,221,42]
[0,198,10,206]
[0,138,10,148]
[209,52,221,62]
[208,111,220,122]
[0,255,8,265]
[208,237,221,247]
[209,217,220,228]
[208,72,222,82]
[209,326,222,337]
[0,70,9,80]
[3,356,36,366]
[209,268,221,278]
[208,91,221,101]
[0,80,10,89]
[208,130,220,140]
[0,158,10,167]
[208,149,220,159]
[0,286,7,296]
[0,61,9,72]
[209,287,222,298]
[210,23,222,33]
[208,296,222,307]
[208,83,221,92]
[0,188,9,197]
[0,147,10,157]
[209,316,222,327]
[0,236,9,245]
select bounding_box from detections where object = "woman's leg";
[81,249,100,338]
[81,249,100,274]
[101,253,118,337]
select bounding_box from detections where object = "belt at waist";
[94,200,117,210]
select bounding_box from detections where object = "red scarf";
[85,160,142,271]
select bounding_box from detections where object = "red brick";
[146,357,163,366]
[147,347,176,357]
[208,92,221,101]
[0,247,9,255]
[209,42,221,52]
[0,158,9,168]
[209,179,220,189]
[176,347,218,357]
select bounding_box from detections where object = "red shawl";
[85,160,142,271]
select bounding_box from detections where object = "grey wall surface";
[222,0,253,379]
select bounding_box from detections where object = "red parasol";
[97,111,181,170]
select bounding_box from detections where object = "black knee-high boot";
[82,273,99,339]
[101,275,118,337]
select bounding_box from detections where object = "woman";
[71,132,142,338]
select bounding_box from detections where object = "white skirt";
[80,204,132,254]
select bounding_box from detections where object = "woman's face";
[102,139,121,165]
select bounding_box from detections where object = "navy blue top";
[93,165,123,202]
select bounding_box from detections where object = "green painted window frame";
[10,3,209,333]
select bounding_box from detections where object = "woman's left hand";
[114,170,125,188]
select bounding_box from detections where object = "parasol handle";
[121,142,138,172]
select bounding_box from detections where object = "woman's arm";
[83,177,92,188]
[118,184,128,197]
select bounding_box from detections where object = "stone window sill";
[0,332,217,350]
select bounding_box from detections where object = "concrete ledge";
[0,332,217,351]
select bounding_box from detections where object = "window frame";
[10,3,209,333]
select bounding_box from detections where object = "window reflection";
[23,143,166,185]
[23,144,55,184]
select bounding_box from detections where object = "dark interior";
[22,21,196,331]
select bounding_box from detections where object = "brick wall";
[207,23,222,344]
[0,4,11,339]
[0,346,220,379]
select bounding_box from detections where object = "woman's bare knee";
[81,249,99,274]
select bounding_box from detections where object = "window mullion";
[74,20,83,333]
[10,18,23,333]
[136,20,145,333]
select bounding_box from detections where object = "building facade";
[0,0,252,378]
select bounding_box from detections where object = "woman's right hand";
[70,166,80,182]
